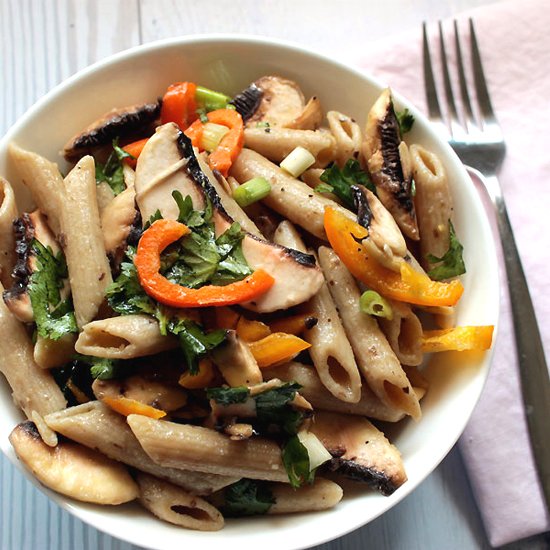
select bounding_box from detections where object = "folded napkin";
[357,0,550,546]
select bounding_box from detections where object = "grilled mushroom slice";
[134,122,324,312]
[63,100,161,160]
[9,420,139,504]
[309,410,407,496]
[2,210,63,322]
[362,89,419,240]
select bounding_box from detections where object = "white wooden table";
[0,1,549,549]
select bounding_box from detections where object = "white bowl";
[0,35,499,550]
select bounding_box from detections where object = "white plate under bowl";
[0,34,499,550]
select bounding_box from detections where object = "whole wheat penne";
[410,144,453,269]
[0,177,18,287]
[62,156,112,328]
[264,362,405,422]
[244,127,336,165]
[127,414,289,483]
[7,143,64,235]
[273,221,361,403]
[269,478,343,514]
[45,402,237,495]
[379,300,423,367]
[318,247,421,420]
[137,473,224,531]
[75,314,178,359]
[34,333,77,369]
[230,148,352,240]
[0,281,66,418]
[326,111,362,166]
[95,181,115,214]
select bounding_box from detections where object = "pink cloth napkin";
[358,0,550,546]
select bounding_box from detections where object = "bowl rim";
[0,32,500,550]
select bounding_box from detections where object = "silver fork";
[423,19,550,510]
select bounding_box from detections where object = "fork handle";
[471,168,550,511]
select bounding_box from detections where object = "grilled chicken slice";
[63,100,161,160]
[362,89,419,240]
[9,421,139,504]
[134,122,324,312]
[309,410,407,496]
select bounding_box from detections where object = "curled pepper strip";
[205,108,244,177]
[323,207,464,307]
[134,219,275,308]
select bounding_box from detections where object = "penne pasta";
[75,314,178,359]
[101,183,137,258]
[34,333,77,370]
[127,414,290,483]
[379,300,424,367]
[0,281,67,418]
[318,247,421,420]
[244,127,336,165]
[326,110,362,166]
[7,143,64,236]
[95,181,115,213]
[273,221,362,404]
[268,477,343,514]
[61,156,112,328]
[0,177,18,287]
[230,148,352,240]
[45,401,237,495]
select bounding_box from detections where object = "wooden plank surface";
[0,1,549,549]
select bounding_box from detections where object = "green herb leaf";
[316,159,375,209]
[74,354,119,380]
[255,382,304,436]
[28,240,78,341]
[282,435,314,488]
[222,479,275,517]
[95,138,132,196]
[206,386,249,406]
[395,108,415,135]
[427,221,466,281]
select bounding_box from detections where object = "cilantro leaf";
[316,159,375,209]
[255,382,304,436]
[222,479,275,517]
[427,221,466,281]
[28,240,78,341]
[206,386,249,406]
[74,354,120,380]
[95,138,133,196]
[395,108,415,135]
[282,435,314,488]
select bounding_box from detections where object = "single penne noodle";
[326,110,362,166]
[244,127,336,165]
[310,410,407,495]
[62,156,112,328]
[379,300,423,367]
[31,410,58,448]
[7,143,64,235]
[95,181,115,214]
[264,362,404,422]
[0,177,18,287]
[101,183,137,256]
[410,144,453,268]
[0,281,66,418]
[137,473,224,531]
[230,148,353,240]
[318,247,421,420]
[45,401,237,495]
[34,333,77,369]
[269,477,343,514]
[127,414,289,483]
[75,314,178,359]
[273,221,361,404]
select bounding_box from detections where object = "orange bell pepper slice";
[102,396,166,419]
[122,137,149,168]
[323,207,464,307]
[183,119,204,148]
[268,313,318,336]
[179,358,215,389]
[205,109,244,177]
[160,81,198,129]
[236,317,271,342]
[422,325,494,352]
[134,219,275,308]
[248,333,311,368]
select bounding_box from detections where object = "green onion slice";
[201,122,230,152]
[280,146,315,177]
[359,290,393,320]
[233,177,271,207]
[195,86,232,112]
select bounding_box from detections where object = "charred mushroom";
[9,421,139,504]
[3,210,64,322]
[362,89,419,240]
[309,411,407,496]
[63,100,161,160]
[134,122,324,312]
